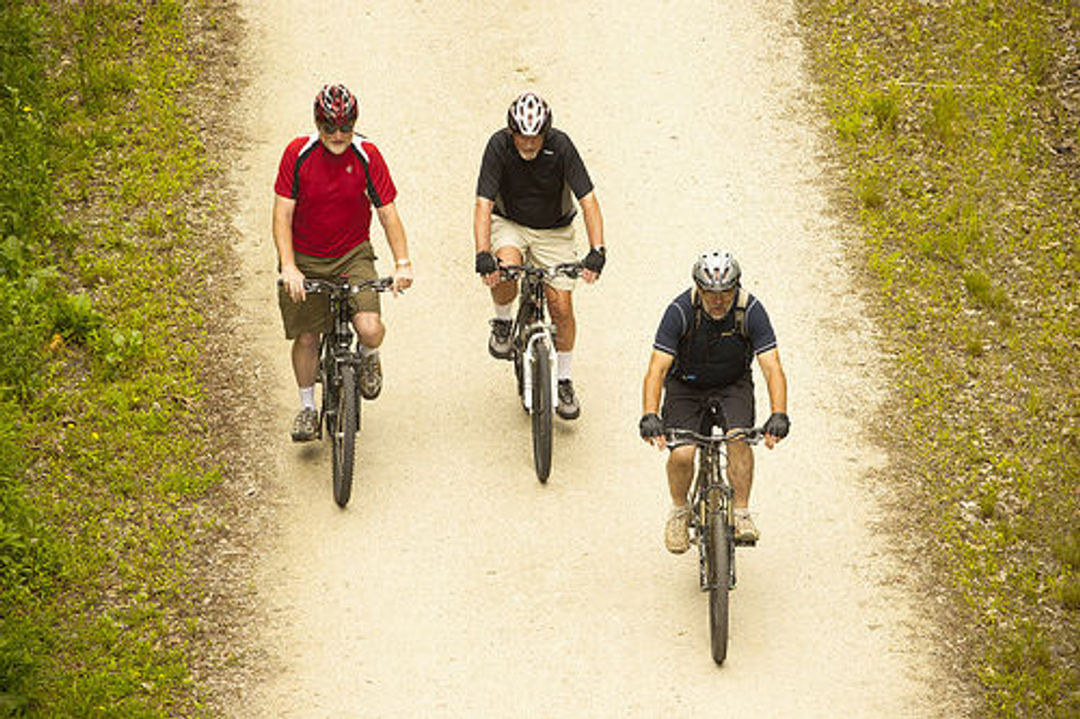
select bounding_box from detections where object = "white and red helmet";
[506,91,552,136]
[314,84,359,127]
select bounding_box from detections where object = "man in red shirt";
[274,84,413,441]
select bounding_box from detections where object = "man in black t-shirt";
[473,91,607,420]
[639,251,790,551]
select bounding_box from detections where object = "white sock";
[493,302,512,320]
[358,344,378,358]
[557,351,573,381]
[299,386,316,410]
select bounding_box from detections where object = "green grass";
[0,0,240,715]
[2,0,1076,715]
[797,0,1078,715]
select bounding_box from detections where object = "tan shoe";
[734,510,760,543]
[665,504,691,554]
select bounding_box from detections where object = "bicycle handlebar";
[665,427,765,446]
[278,276,395,294]
[498,262,583,281]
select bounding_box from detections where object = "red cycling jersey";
[274,133,397,258]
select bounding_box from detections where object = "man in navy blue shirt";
[640,251,790,551]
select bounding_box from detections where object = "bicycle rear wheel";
[530,338,553,483]
[707,513,732,664]
[332,364,358,507]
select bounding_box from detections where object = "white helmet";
[507,91,552,136]
[692,250,741,291]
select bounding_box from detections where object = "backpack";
[686,287,750,341]
[673,288,752,387]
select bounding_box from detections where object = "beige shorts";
[278,242,379,339]
[491,214,578,291]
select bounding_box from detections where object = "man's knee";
[353,312,384,338]
[727,441,754,474]
[667,445,696,471]
[295,332,319,350]
[547,291,574,323]
[496,246,523,265]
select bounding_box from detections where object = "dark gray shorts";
[278,242,379,339]
[661,372,755,440]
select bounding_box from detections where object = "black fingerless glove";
[763,412,790,439]
[639,413,664,439]
[475,251,498,276]
[583,246,606,275]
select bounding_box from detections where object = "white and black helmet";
[692,250,741,291]
[507,91,552,136]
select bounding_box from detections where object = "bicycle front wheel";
[530,338,553,483]
[707,513,732,665]
[332,364,358,507]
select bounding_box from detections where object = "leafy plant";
[50,292,104,343]
[798,0,1079,714]
[0,0,241,715]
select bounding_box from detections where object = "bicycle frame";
[668,420,763,664]
[669,422,764,591]
[692,439,735,591]
[516,272,557,412]
[318,294,356,436]
[300,276,393,435]
[500,263,580,412]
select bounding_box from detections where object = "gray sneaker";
[556,379,580,420]
[488,318,513,359]
[359,351,382,400]
[291,407,318,442]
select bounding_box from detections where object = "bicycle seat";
[700,399,729,435]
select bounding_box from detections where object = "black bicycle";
[667,407,764,665]
[498,262,582,483]
[296,275,393,507]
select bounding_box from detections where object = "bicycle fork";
[322,354,362,433]
[697,464,737,592]
[520,328,557,413]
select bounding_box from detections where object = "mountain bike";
[297,276,394,508]
[667,405,764,665]
[498,261,582,483]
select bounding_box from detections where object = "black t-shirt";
[475,128,594,229]
[653,289,778,386]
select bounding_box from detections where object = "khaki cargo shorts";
[491,214,578,292]
[278,242,379,339]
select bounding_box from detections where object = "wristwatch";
[396,258,411,267]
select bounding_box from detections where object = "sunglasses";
[319,121,355,135]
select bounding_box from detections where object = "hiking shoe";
[290,407,318,442]
[734,510,760,543]
[665,504,691,554]
[556,379,580,420]
[488,318,512,359]
[359,351,382,400]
